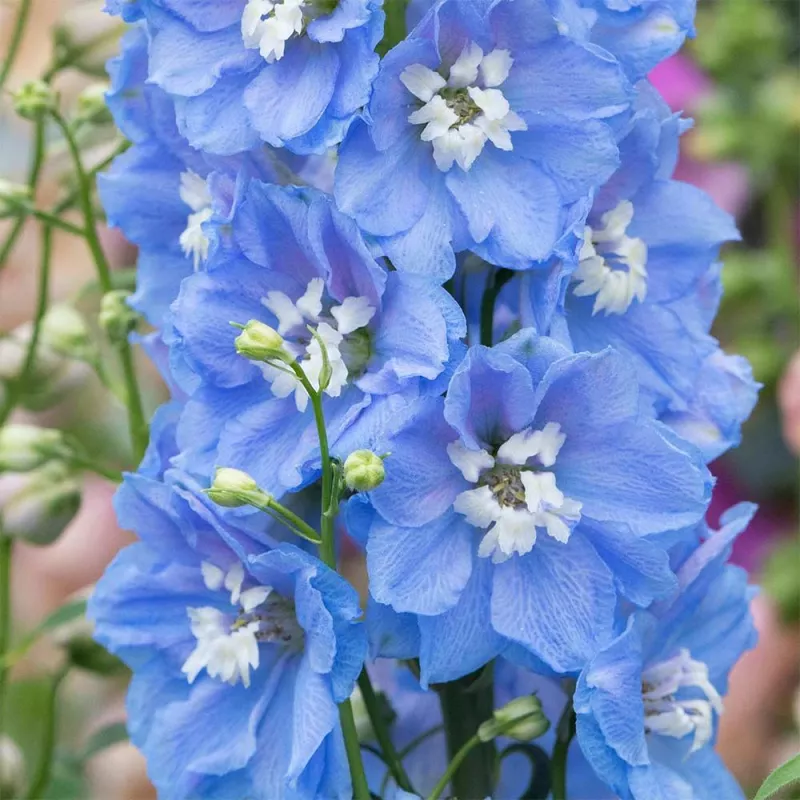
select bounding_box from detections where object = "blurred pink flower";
[650,55,750,217]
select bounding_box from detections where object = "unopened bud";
[99,290,138,342]
[75,83,112,125]
[343,450,385,492]
[52,597,126,676]
[206,467,267,508]
[0,464,81,546]
[0,179,32,215]
[41,305,93,361]
[12,80,57,121]
[234,321,286,362]
[0,425,68,472]
[0,735,26,798]
[478,695,549,743]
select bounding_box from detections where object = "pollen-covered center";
[182,561,303,689]
[400,42,527,173]
[642,649,723,753]
[448,422,582,563]
[258,278,375,411]
[572,201,648,316]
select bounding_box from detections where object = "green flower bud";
[0,425,68,473]
[0,735,26,799]
[99,290,138,343]
[478,695,549,743]
[0,179,31,214]
[206,467,268,508]
[41,305,94,362]
[12,80,57,121]
[75,83,112,126]
[234,320,286,362]
[52,601,127,676]
[343,450,385,492]
[0,463,81,546]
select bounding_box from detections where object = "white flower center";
[571,201,648,316]
[449,422,582,563]
[260,278,375,411]
[178,170,213,271]
[181,561,302,688]
[241,0,306,62]
[400,42,527,173]
[642,648,723,753]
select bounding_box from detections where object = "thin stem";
[358,670,415,793]
[0,113,46,274]
[0,0,32,91]
[66,455,123,484]
[250,496,321,545]
[13,208,85,237]
[427,733,481,800]
[0,536,12,745]
[291,363,370,799]
[25,665,69,800]
[0,223,52,429]
[338,699,372,800]
[51,111,148,462]
[479,266,515,347]
[550,700,576,800]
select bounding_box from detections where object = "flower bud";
[52,599,127,676]
[99,290,138,343]
[41,305,94,362]
[478,695,549,743]
[0,425,68,473]
[0,735,26,799]
[12,80,57,121]
[0,179,31,214]
[75,83,112,126]
[206,467,267,508]
[234,321,286,362]
[343,450,385,492]
[0,464,82,546]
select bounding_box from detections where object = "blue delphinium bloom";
[335,0,631,280]
[578,0,697,80]
[519,84,740,418]
[168,181,465,491]
[89,467,366,799]
[107,0,384,156]
[574,502,757,800]
[351,329,711,681]
[100,25,336,326]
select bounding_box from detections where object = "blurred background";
[0,0,797,797]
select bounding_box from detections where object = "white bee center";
[178,170,213,271]
[572,201,648,315]
[449,422,582,563]
[401,42,527,173]
[241,0,306,63]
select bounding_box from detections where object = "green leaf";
[80,722,129,761]
[761,538,800,625]
[755,753,800,800]
[378,0,409,57]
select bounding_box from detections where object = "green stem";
[0,0,33,91]
[435,667,497,799]
[0,113,46,275]
[358,670,415,793]
[23,208,85,237]
[479,267,514,347]
[550,700,576,800]
[250,496,321,545]
[0,536,12,745]
[0,223,53,429]
[25,665,69,800]
[290,364,369,800]
[338,699,372,800]
[51,111,149,462]
[427,733,482,800]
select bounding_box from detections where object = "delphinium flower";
[574,503,757,799]
[89,419,366,799]
[168,181,465,491]
[350,329,711,682]
[104,0,384,156]
[335,0,632,280]
[100,25,335,325]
